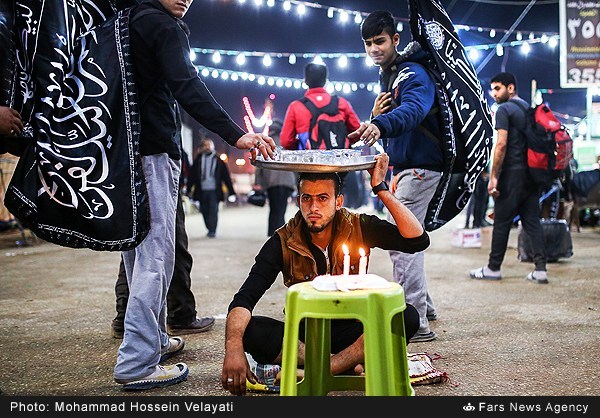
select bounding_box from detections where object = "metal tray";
[252,156,376,173]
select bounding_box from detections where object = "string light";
[195,64,378,94]
[191,33,559,67]
[190,0,562,93]
[339,10,348,23]
[236,53,246,66]
[224,0,558,41]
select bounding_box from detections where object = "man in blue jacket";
[349,10,443,343]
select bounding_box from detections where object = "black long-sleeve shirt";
[228,212,430,314]
[130,0,245,159]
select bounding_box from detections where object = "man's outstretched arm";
[222,307,254,396]
[368,153,424,238]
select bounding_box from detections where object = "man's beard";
[305,216,332,233]
[307,223,326,233]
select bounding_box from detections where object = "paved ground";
[0,201,599,397]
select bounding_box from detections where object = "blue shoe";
[116,363,189,391]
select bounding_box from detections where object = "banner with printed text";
[560,0,600,87]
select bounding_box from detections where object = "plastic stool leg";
[298,318,331,396]
[280,316,301,396]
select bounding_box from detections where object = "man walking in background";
[280,62,361,151]
[188,137,236,239]
[469,72,547,283]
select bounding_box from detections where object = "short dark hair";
[297,172,342,196]
[361,10,396,40]
[491,72,518,91]
[304,63,327,88]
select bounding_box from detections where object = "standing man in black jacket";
[188,137,235,238]
[113,0,275,391]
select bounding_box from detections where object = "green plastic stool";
[280,281,414,396]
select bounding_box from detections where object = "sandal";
[469,266,501,280]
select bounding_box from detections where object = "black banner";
[408,0,494,232]
[2,0,149,251]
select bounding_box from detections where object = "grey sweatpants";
[114,154,181,380]
[387,168,440,335]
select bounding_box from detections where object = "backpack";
[513,101,574,188]
[408,0,494,231]
[298,96,348,150]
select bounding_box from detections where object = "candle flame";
[342,243,349,255]
[359,247,365,257]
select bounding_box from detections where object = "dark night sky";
[181,0,585,149]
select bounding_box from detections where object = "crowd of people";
[0,0,568,396]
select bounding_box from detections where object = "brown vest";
[276,208,369,287]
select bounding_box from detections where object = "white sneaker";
[115,363,189,391]
[160,336,185,362]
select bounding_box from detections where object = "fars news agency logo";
[463,403,476,412]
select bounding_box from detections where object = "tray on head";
[251,150,376,173]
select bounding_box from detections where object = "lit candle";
[358,247,367,275]
[342,243,350,276]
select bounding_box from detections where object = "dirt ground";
[0,201,599,399]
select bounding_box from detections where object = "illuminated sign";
[560,0,600,87]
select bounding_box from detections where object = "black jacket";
[130,0,245,159]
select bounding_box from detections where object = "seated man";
[221,153,430,395]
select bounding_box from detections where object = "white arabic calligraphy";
[16,0,116,220]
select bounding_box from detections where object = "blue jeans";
[114,154,181,380]
[388,168,441,335]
